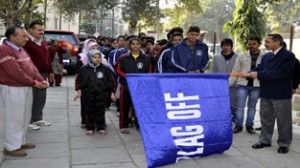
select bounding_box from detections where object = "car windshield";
[44,33,79,46]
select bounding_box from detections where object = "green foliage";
[162,5,187,29]
[224,0,267,51]
[196,0,235,43]
[53,0,118,21]
[177,0,202,13]
[223,0,287,51]
[19,0,44,28]
[0,0,44,27]
[121,0,159,34]
[162,0,203,32]
[265,0,300,33]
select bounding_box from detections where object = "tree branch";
[14,0,32,19]
[0,13,6,19]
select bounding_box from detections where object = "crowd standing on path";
[1,21,299,159]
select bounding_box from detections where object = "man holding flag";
[171,26,209,73]
[248,34,295,154]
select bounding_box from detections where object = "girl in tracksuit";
[75,50,116,135]
[116,38,152,134]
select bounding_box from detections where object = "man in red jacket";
[24,21,54,130]
[0,26,48,157]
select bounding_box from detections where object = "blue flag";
[126,73,232,168]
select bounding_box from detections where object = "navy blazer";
[258,48,295,99]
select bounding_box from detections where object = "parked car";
[207,44,222,57]
[76,34,89,43]
[0,37,7,46]
[43,30,81,74]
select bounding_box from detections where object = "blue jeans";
[235,85,260,127]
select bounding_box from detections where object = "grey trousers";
[31,73,47,123]
[259,98,292,147]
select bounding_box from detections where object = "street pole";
[100,8,104,36]
[59,11,62,30]
[78,10,81,34]
[44,0,47,28]
[156,0,160,40]
[112,7,115,37]
[213,32,217,55]
[289,24,294,52]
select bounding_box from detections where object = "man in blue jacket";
[171,26,209,73]
[248,34,295,154]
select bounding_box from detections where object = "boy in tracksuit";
[116,38,152,134]
[171,26,209,73]
[75,50,116,135]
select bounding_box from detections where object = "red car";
[44,30,81,74]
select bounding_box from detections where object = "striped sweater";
[0,42,44,86]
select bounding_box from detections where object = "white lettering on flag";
[164,92,204,160]
[171,125,203,136]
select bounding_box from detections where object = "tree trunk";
[1,0,32,28]
[187,12,194,27]
[4,0,14,27]
[128,21,137,35]
[44,0,48,28]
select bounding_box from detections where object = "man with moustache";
[24,21,54,130]
[0,26,48,156]
[248,34,295,154]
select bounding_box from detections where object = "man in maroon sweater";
[24,21,54,130]
[0,26,48,156]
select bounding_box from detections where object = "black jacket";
[293,58,300,89]
[116,53,151,85]
[77,64,115,94]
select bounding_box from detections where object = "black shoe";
[246,126,256,134]
[80,124,86,129]
[255,127,261,131]
[278,147,289,154]
[252,142,271,149]
[233,126,243,133]
[128,120,134,128]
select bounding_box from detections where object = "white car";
[207,44,222,56]
[0,37,7,45]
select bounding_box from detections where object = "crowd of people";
[0,20,299,157]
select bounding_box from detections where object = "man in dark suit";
[247,34,295,154]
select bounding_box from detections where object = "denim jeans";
[235,85,260,127]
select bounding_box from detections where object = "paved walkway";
[0,76,300,168]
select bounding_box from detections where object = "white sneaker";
[34,120,51,126]
[28,124,40,131]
